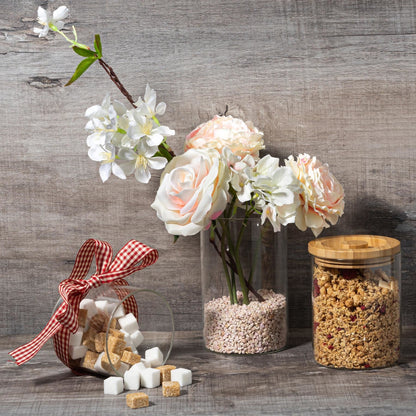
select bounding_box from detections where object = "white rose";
[151,149,231,236]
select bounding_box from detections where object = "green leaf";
[157,145,173,161]
[72,46,96,58]
[94,34,102,58]
[173,235,180,243]
[65,57,96,86]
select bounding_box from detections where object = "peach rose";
[184,115,264,160]
[151,149,231,236]
[286,154,345,237]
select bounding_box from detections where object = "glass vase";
[201,216,288,354]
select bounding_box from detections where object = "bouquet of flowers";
[34,6,345,308]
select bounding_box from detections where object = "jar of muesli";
[308,235,401,369]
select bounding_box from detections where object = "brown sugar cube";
[95,332,106,353]
[121,350,141,366]
[101,352,121,372]
[89,312,107,332]
[81,350,99,371]
[82,338,96,351]
[109,318,117,329]
[78,309,88,327]
[126,392,149,409]
[82,327,97,351]
[107,335,126,356]
[162,381,180,397]
[109,328,124,339]
[157,365,176,383]
[124,346,132,352]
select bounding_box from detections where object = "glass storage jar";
[53,283,175,376]
[308,235,401,369]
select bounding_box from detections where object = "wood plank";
[0,0,415,334]
[1,330,416,415]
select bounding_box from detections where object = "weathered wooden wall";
[1,0,415,336]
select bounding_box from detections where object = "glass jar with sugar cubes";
[54,283,175,376]
[308,235,401,369]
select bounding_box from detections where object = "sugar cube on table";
[118,313,139,334]
[140,368,161,388]
[130,330,144,348]
[162,381,181,397]
[124,362,146,390]
[145,347,163,367]
[157,365,176,383]
[69,328,84,346]
[171,368,192,387]
[79,298,98,318]
[104,376,124,395]
[126,392,149,409]
[69,345,88,360]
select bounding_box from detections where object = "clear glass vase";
[201,216,288,354]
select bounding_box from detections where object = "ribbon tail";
[9,319,61,366]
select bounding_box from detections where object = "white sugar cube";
[118,313,139,334]
[124,362,146,390]
[94,352,108,375]
[171,368,192,387]
[140,358,151,368]
[145,347,163,367]
[69,328,84,346]
[69,345,88,360]
[140,368,160,388]
[111,303,125,319]
[95,300,109,313]
[130,330,144,348]
[104,376,124,395]
[79,298,98,318]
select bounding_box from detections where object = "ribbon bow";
[10,239,158,366]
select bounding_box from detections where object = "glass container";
[201,216,287,354]
[309,235,401,369]
[53,283,174,376]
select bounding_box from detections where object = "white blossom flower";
[34,6,69,38]
[134,84,167,118]
[245,155,300,231]
[230,154,255,203]
[85,95,128,147]
[118,141,167,184]
[88,143,126,183]
[127,111,174,147]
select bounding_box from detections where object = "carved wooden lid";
[308,235,400,268]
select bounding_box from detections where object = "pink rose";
[184,115,264,160]
[151,149,231,236]
[286,154,345,237]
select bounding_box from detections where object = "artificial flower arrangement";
[34,6,345,309]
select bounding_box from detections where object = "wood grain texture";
[1,330,416,415]
[1,0,415,335]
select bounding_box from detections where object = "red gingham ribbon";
[9,239,158,366]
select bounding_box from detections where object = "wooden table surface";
[1,330,415,416]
